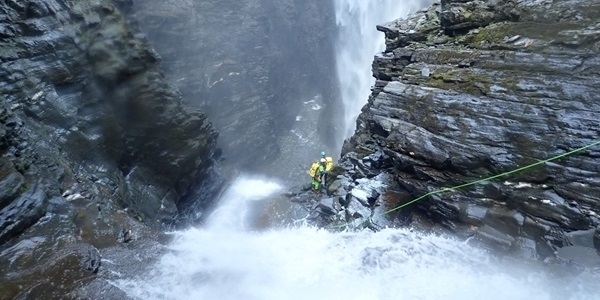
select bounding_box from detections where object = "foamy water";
[207,176,283,231]
[116,176,599,300]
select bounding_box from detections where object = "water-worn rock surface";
[0,0,221,297]
[294,0,600,263]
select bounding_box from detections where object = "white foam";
[116,226,597,300]
[207,175,283,231]
[115,176,598,300]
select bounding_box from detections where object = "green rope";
[331,140,600,229]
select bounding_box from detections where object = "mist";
[113,1,600,299]
[128,0,340,182]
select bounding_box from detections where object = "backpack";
[308,162,320,178]
[324,156,334,171]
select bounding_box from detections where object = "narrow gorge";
[1,0,599,299]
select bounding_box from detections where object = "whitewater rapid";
[116,176,599,300]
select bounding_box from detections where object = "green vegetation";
[464,20,585,50]
[14,160,31,173]
[465,22,512,48]
[426,69,493,96]
[17,182,28,195]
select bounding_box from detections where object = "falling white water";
[334,0,433,139]
[206,175,283,231]
[117,176,600,300]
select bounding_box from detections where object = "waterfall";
[113,2,599,299]
[206,175,283,231]
[334,0,432,140]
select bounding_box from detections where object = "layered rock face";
[301,0,600,261]
[0,0,221,297]
[124,0,340,177]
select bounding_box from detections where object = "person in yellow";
[310,158,327,194]
[308,152,335,194]
[320,151,334,186]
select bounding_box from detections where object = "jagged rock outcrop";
[1,0,222,224]
[0,0,221,297]
[122,0,340,180]
[313,0,600,261]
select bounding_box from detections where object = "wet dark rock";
[565,229,596,248]
[346,198,372,220]
[508,237,539,261]
[290,172,405,230]
[595,229,600,254]
[0,0,222,228]
[81,244,101,273]
[0,182,47,245]
[329,0,600,261]
[68,279,133,300]
[118,228,133,243]
[0,0,224,296]
[0,157,25,209]
[370,204,398,229]
[318,197,337,215]
[327,179,344,195]
[474,224,515,251]
[556,246,600,267]
[439,0,521,34]
[112,0,133,13]
[377,4,441,50]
